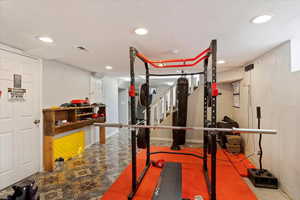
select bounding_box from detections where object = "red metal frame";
[129,40,218,200]
[136,48,211,68]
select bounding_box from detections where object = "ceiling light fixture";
[134,28,148,35]
[105,66,113,70]
[37,36,54,43]
[171,49,179,54]
[217,60,226,64]
[157,63,166,67]
[251,15,272,24]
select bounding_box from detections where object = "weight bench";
[152,162,182,200]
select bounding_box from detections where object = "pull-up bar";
[149,72,204,77]
[136,48,211,68]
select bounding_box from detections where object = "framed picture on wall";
[232,81,240,108]
[13,74,22,88]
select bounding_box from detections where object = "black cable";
[150,151,204,160]
[150,149,255,164]
[257,106,263,171]
[258,134,263,171]
[183,149,255,163]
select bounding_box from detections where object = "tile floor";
[0,131,291,200]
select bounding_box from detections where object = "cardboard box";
[226,143,241,154]
[226,135,241,145]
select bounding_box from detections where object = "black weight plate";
[139,83,152,107]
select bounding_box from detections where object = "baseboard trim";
[151,137,203,144]
[186,139,203,144]
[151,137,172,142]
[107,129,118,138]
[85,143,93,149]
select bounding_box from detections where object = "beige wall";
[43,60,97,146]
[151,83,234,143]
[232,41,300,199]
[218,67,244,83]
[186,83,234,142]
[151,114,173,140]
[43,60,91,108]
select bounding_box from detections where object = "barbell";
[94,123,277,135]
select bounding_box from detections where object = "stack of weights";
[226,135,242,154]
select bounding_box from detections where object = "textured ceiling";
[0,0,300,76]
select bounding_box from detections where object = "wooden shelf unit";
[43,106,105,136]
[43,105,106,171]
[76,112,94,117]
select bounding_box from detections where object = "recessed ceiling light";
[134,28,148,35]
[157,63,166,67]
[251,15,272,24]
[105,65,113,70]
[217,60,226,64]
[37,36,54,43]
[171,49,179,54]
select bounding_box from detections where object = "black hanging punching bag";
[171,77,189,150]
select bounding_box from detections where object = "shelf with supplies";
[43,105,106,136]
[76,112,94,117]
[43,105,106,171]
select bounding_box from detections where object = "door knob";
[33,120,40,124]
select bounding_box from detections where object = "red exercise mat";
[101,146,257,200]
[222,150,256,177]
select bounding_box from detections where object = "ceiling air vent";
[76,46,88,51]
[245,64,254,72]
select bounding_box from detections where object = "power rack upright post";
[203,40,217,200]
[128,40,218,200]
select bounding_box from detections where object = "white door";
[90,76,103,143]
[118,89,128,124]
[0,49,41,190]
